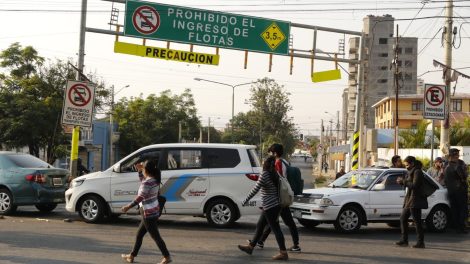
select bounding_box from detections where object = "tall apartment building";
[343,15,418,139]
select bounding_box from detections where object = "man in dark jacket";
[396,156,427,248]
[444,148,469,234]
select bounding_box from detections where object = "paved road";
[289,156,315,189]
[1,205,469,264]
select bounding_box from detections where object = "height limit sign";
[62,81,95,127]
[423,84,446,120]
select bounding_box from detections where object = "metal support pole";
[110,85,114,166]
[178,121,182,143]
[394,25,400,155]
[431,120,435,162]
[351,33,365,170]
[232,85,235,142]
[207,117,211,143]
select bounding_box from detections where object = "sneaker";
[395,240,408,247]
[158,256,172,264]
[121,254,134,263]
[247,239,264,248]
[288,245,301,252]
[272,251,288,261]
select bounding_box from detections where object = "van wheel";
[205,198,237,227]
[35,203,57,213]
[426,205,449,232]
[0,188,17,215]
[78,195,105,223]
[334,206,362,233]
[298,219,320,229]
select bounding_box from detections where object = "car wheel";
[298,219,320,229]
[205,198,237,227]
[334,206,362,233]
[78,195,106,223]
[0,188,17,215]
[426,205,449,232]
[35,203,58,213]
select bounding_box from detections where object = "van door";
[160,148,209,211]
[109,149,162,213]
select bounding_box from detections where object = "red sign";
[423,84,446,120]
[132,5,160,35]
[68,83,92,107]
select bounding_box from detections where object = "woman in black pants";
[238,156,288,260]
[121,160,171,264]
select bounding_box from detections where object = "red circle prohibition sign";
[132,5,160,35]
[425,86,445,107]
[68,83,91,107]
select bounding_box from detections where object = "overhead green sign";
[124,0,291,55]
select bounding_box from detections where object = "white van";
[65,143,262,227]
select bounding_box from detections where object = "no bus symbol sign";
[423,84,446,120]
[62,81,95,127]
[132,5,160,35]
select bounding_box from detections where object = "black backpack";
[281,160,304,195]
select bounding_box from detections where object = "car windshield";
[6,154,51,168]
[329,169,382,190]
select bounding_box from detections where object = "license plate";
[293,209,302,219]
[52,178,63,186]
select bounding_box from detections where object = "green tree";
[433,117,470,146]
[0,43,109,163]
[399,120,430,148]
[113,89,200,156]
[225,78,297,156]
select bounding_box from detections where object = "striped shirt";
[243,170,279,210]
[129,178,160,219]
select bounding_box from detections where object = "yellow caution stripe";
[114,41,220,66]
[351,131,359,170]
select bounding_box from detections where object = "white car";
[66,143,262,227]
[291,168,450,233]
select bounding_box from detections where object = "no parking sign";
[61,81,95,127]
[423,84,446,120]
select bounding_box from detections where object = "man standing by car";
[427,157,444,186]
[391,155,405,168]
[396,156,427,248]
[444,148,469,234]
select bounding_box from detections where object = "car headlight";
[70,179,85,188]
[319,198,334,206]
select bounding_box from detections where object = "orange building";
[372,93,470,129]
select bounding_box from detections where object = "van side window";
[247,149,261,167]
[120,150,161,173]
[208,148,241,168]
[167,149,202,170]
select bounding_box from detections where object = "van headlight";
[319,198,334,206]
[70,179,85,188]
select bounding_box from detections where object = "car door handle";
[399,195,405,198]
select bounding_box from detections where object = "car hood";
[302,187,361,197]
[76,171,104,180]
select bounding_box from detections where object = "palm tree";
[399,120,430,148]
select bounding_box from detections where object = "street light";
[194,78,254,142]
[110,84,129,166]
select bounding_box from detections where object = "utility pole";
[320,119,324,176]
[440,0,453,156]
[351,33,365,170]
[178,121,182,143]
[336,110,340,146]
[70,0,87,179]
[110,85,114,166]
[207,117,211,143]
[393,25,400,155]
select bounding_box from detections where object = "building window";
[412,101,423,111]
[404,73,412,81]
[405,61,413,68]
[405,47,413,54]
[377,79,388,84]
[379,38,388,44]
[452,99,462,112]
[379,53,389,57]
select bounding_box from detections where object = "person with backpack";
[238,156,288,261]
[249,144,301,252]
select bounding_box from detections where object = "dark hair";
[391,155,401,165]
[268,143,284,157]
[143,160,161,183]
[263,156,276,173]
[404,156,416,164]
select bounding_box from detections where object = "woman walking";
[238,156,288,261]
[121,160,171,264]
